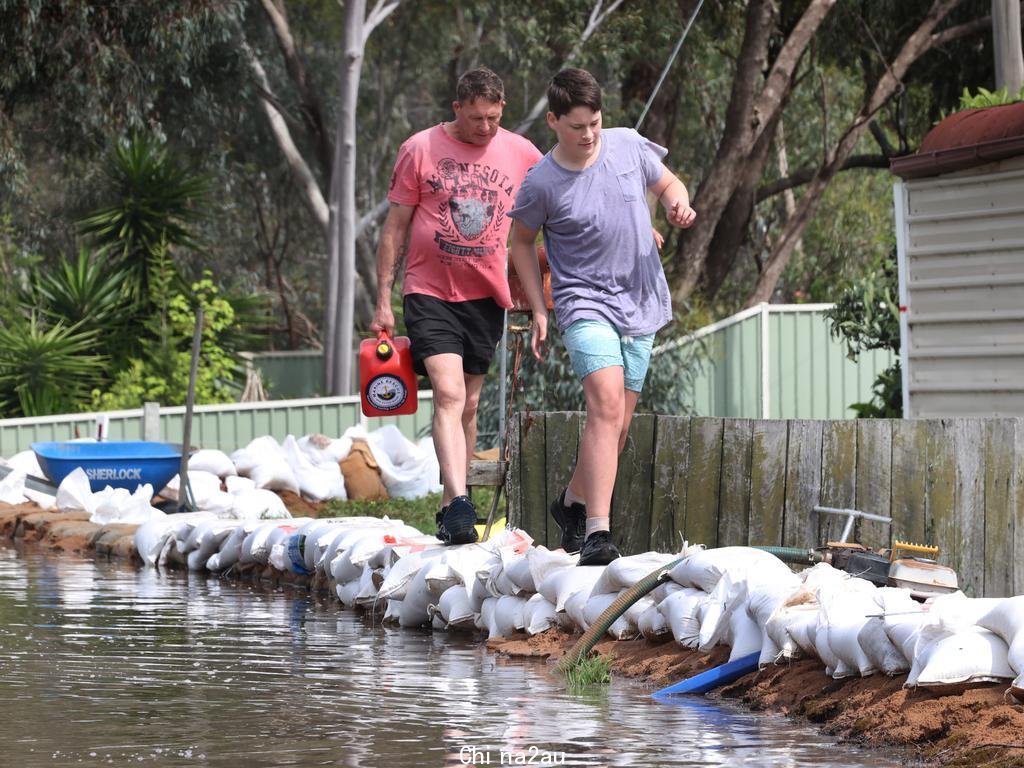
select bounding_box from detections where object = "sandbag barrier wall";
[506,413,1024,598]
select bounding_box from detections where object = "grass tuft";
[563,653,612,690]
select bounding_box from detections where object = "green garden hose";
[752,546,825,565]
[557,555,687,673]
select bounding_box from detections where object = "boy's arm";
[371,203,416,336]
[508,221,547,360]
[650,167,697,229]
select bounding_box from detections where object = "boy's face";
[547,106,602,163]
[450,98,505,145]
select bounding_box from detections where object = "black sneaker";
[549,489,587,553]
[435,495,479,545]
[577,530,620,566]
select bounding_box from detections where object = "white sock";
[585,517,610,538]
[564,487,586,507]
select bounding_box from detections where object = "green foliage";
[850,362,902,418]
[92,269,240,410]
[0,314,106,416]
[957,86,1024,110]
[77,134,211,303]
[0,213,39,318]
[824,254,900,358]
[563,653,612,689]
[824,252,902,417]
[28,247,132,361]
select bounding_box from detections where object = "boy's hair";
[547,68,602,118]
[456,67,505,104]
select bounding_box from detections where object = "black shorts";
[403,294,505,376]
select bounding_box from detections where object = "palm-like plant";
[77,134,211,302]
[0,314,106,417]
[31,246,128,325]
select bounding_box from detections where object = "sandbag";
[489,595,529,638]
[537,565,605,613]
[978,596,1024,674]
[659,588,706,648]
[913,627,1015,688]
[523,593,559,636]
[434,584,476,630]
[298,433,352,465]
[377,548,447,601]
[229,488,291,520]
[526,547,578,590]
[728,605,763,662]
[582,591,635,640]
[668,546,792,592]
[283,434,346,501]
[361,425,442,499]
[188,449,237,478]
[638,603,670,640]
[0,467,26,504]
[340,441,388,501]
[590,552,677,596]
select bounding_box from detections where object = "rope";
[634,0,706,131]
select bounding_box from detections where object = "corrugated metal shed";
[892,103,1024,417]
[655,304,893,419]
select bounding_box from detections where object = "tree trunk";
[324,0,365,395]
[993,0,1024,95]
[702,109,783,298]
[744,0,966,307]
[671,0,836,303]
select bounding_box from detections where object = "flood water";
[0,547,900,768]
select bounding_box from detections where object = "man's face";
[450,98,504,145]
[547,106,602,164]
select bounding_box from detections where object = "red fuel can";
[359,332,418,417]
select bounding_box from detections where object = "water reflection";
[0,549,897,767]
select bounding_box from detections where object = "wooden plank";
[983,419,1015,597]
[890,419,928,548]
[544,411,582,548]
[1014,418,1024,597]
[683,418,724,549]
[612,413,655,555]
[717,419,752,547]
[925,419,958,588]
[749,420,788,546]
[467,460,502,487]
[782,420,824,548]
[818,420,858,544]
[507,412,523,530]
[650,416,690,554]
[519,410,549,547]
[855,419,893,550]
[954,419,986,597]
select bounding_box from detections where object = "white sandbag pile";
[20,458,1021,702]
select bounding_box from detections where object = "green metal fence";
[658,303,894,418]
[0,392,435,457]
[249,305,891,418]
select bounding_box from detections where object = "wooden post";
[143,402,161,442]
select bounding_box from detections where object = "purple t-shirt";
[509,127,672,336]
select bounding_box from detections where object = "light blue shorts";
[561,319,655,393]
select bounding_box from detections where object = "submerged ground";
[3,500,1024,767]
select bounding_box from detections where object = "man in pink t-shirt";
[371,67,541,545]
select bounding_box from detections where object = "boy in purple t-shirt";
[508,68,696,566]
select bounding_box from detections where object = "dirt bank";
[488,630,1024,768]
[4,500,1024,767]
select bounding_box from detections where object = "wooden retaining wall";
[506,413,1024,598]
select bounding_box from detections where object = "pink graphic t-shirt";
[388,124,542,308]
